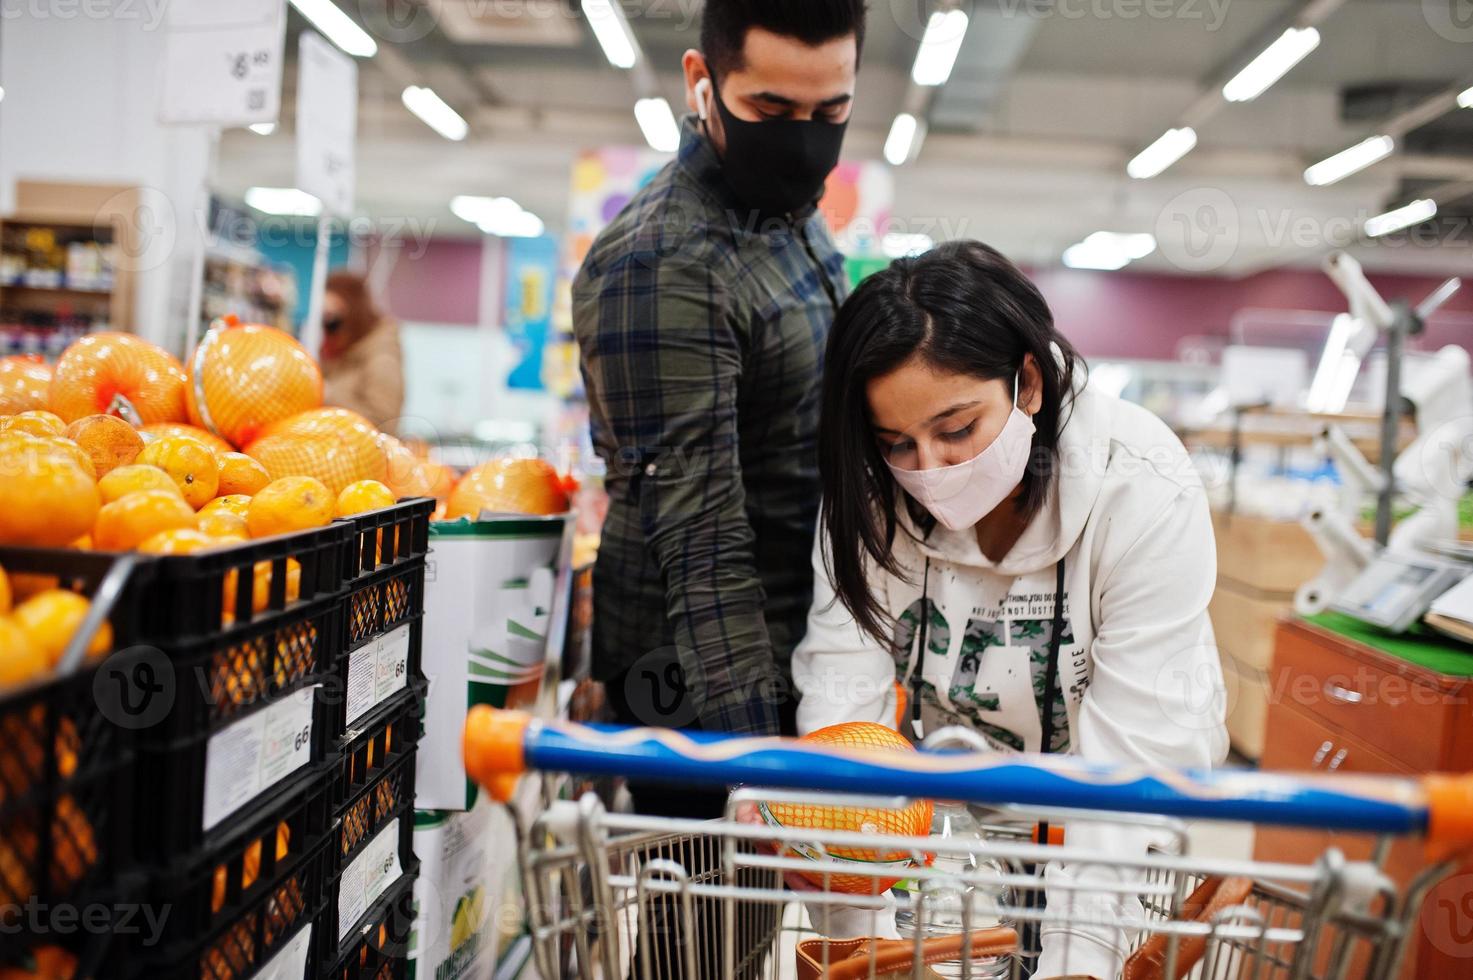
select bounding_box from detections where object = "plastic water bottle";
[893,802,1012,979]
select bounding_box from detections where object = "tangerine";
[0,618,47,689]
[217,453,270,497]
[93,490,198,551]
[11,591,111,666]
[246,477,333,539]
[64,414,144,478]
[139,436,220,509]
[0,456,100,547]
[98,464,182,504]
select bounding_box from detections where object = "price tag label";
[296,31,358,217]
[158,0,286,126]
[338,818,404,940]
[254,922,312,980]
[346,624,413,726]
[203,687,318,831]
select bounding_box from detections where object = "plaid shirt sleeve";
[577,249,782,737]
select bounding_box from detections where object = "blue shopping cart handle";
[464,707,1473,845]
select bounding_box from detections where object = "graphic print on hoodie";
[894,588,1077,753]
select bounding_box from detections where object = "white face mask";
[884,373,1036,532]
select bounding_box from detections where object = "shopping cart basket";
[463,708,1472,979]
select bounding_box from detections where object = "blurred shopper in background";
[321,271,405,435]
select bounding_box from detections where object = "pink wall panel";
[1025,265,1471,360]
[383,238,484,327]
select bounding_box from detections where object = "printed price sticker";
[338,819,404,941]
[346,624,413,725]
[159,0,286,126]
[203,687,317,831]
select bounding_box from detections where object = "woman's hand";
[733,800,822,893]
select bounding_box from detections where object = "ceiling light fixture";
[634,97,680,153]
[249,122,277,136]
[1304,135,1394,186]
[582,0,638,69]
[911,9,969,87]
[288,0,378,58]
[1364,199,1436,238]
[1458,86,1473,109]
[1222,26,1320,103]
[402,85,469,141]
[1062,231,1156,271]
[451,195,546,239]
[884,113,922,166]
[1127,127,1197,179]
[245,187,322,217]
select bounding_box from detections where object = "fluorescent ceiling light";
[249,122,277,136]
[288,0,378,58]
[582,0,637,69]
[0,86,6,103]
[1459,86,1473,109]
[634,97,680,153]
[245,187,322,217]
[1063,244,1129,271]
[1222,27,1320,103]
[882,233,934,259]
[1127,127,1197,179]
[911,9,969,87]
[402,85,468,141]
[884,113,921,166]
[1062,231,1156,271]
[1364,198,1436,238]
[451,195,545,239]
[1304,135,1394,186]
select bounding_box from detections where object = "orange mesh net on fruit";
[761,722,933,894]
[0,356,52,415]
[245,409,385,497]
[187,323,323,448]
[49,333,188,424]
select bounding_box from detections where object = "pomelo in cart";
[758,721,934,894]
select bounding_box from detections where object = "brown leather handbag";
[796,927,1017,980]
[1122,876,1255,980]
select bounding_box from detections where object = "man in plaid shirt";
[574,0,865,814]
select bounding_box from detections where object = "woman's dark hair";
[701,0,868,80]
[324,270,383,351]
[819,240,1083,643]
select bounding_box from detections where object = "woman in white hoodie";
[792,241,1229,978]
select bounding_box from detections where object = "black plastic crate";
[122,523,352,862]
[124,762,336,980]
[316,872,416,980]
[339,499,433,589]
[319,688,421,970]
[330,499,430,738]
[0,547,139,964]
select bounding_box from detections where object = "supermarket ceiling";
[215,0,1473,277]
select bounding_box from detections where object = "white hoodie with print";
[792,380,1229,980]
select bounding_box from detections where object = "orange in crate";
[759,722,933,894]
[49,333,187,425]
[0,355,51,416]
[187,323,322,448]
[245,409,385,496]
[139,422,233,456]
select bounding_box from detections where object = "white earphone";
[694,77,712,122]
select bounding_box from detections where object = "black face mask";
[707,74,848,219]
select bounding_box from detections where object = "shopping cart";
[464,708,1472,979]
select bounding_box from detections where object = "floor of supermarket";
[4,1,1473,978]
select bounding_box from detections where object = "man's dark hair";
[700,0,867,80]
